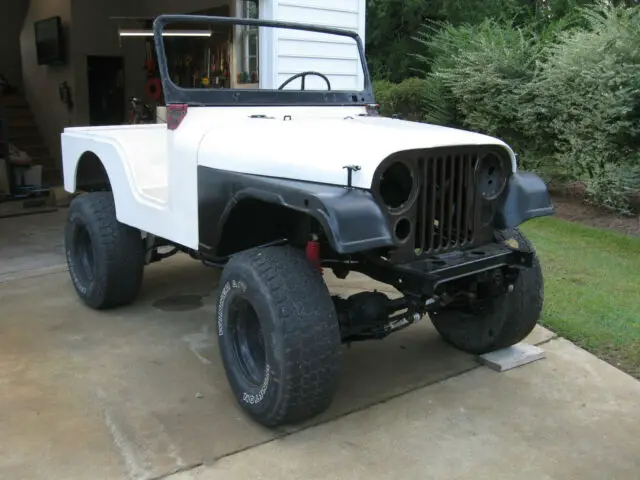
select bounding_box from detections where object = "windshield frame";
[152,14,375,107]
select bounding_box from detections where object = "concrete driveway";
[1,210,639,480]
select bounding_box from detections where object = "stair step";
[14,145,50,157]
[8,137,43,148]
[4,107,33,119]
[9,127,40,138]
[1,95,59,186]
[0,95,28,107]
[8,118,38,128]
[8,129,41,138]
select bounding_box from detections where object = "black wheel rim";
[228,297,267,386]
[73,223,95,285]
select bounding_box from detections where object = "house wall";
[272,0,366,91]
[0,0,29,87]
[20,0,74,165]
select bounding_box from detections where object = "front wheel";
[216,246,342,427]
[431,228,544,354]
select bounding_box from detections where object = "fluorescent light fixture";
[118,29,212,37]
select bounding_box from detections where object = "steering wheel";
[278,71,332,91]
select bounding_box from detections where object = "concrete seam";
[0,265,68,284]
[534,334,559,346]
[149,462,205,480]
[205,330,561,465]
[210,363,482,464]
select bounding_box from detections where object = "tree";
[365,0,443,82]
[365,0,600,82]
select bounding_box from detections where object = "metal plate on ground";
[477,343,546,372]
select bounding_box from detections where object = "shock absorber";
[305,235,322,272]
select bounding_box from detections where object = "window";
[237,0,259,85]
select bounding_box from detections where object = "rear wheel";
[65,192,144,309]
[430,228,543,354]
[216,245,342,427]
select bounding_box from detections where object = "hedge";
[373,3,640,214]
[373,78,427,121]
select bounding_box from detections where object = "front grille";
[415,152,479,255]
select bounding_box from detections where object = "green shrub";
[413,19,547,169]
[387,78,429,121]
[420,76,460,127]
[371,2,640,213]
[585,164,640,214]
[364,0,542,82]
[372,80,395,116]
[530,3,640,213]
[373,78,430,121]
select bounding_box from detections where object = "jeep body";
[60,15,554,427]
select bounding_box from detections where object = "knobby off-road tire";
[216,245,342,427]
[65,192,144,309]
[431,228,544,355]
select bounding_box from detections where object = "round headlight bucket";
[377,160,419,214]
[477,152,508,201]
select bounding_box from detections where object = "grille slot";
[416,153,479,255]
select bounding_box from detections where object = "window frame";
[237,0,259,86]
[153,15,375,107]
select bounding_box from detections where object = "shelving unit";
[0,96,56,215]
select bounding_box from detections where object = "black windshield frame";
[152,14,375,107]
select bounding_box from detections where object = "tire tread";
[221,246,341,426]
[66,192,144,309]
[431,228,544,354]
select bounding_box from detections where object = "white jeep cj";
[60,15,554,427]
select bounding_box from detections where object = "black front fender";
[494,172,555,230]
[197,167,394,256]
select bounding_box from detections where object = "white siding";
[269,0,366,91]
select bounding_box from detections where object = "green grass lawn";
[520,217,640,379]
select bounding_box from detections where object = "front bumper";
[360,242,533,297]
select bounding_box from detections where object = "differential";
[333,292,423,343]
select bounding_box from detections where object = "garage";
[0,0,366,216]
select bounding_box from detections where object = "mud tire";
[65,192,144,309]
[216,245,342,427]
[431,228,544,354]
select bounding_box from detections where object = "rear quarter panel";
[60,129,184,245]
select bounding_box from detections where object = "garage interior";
[0,0,259,218]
